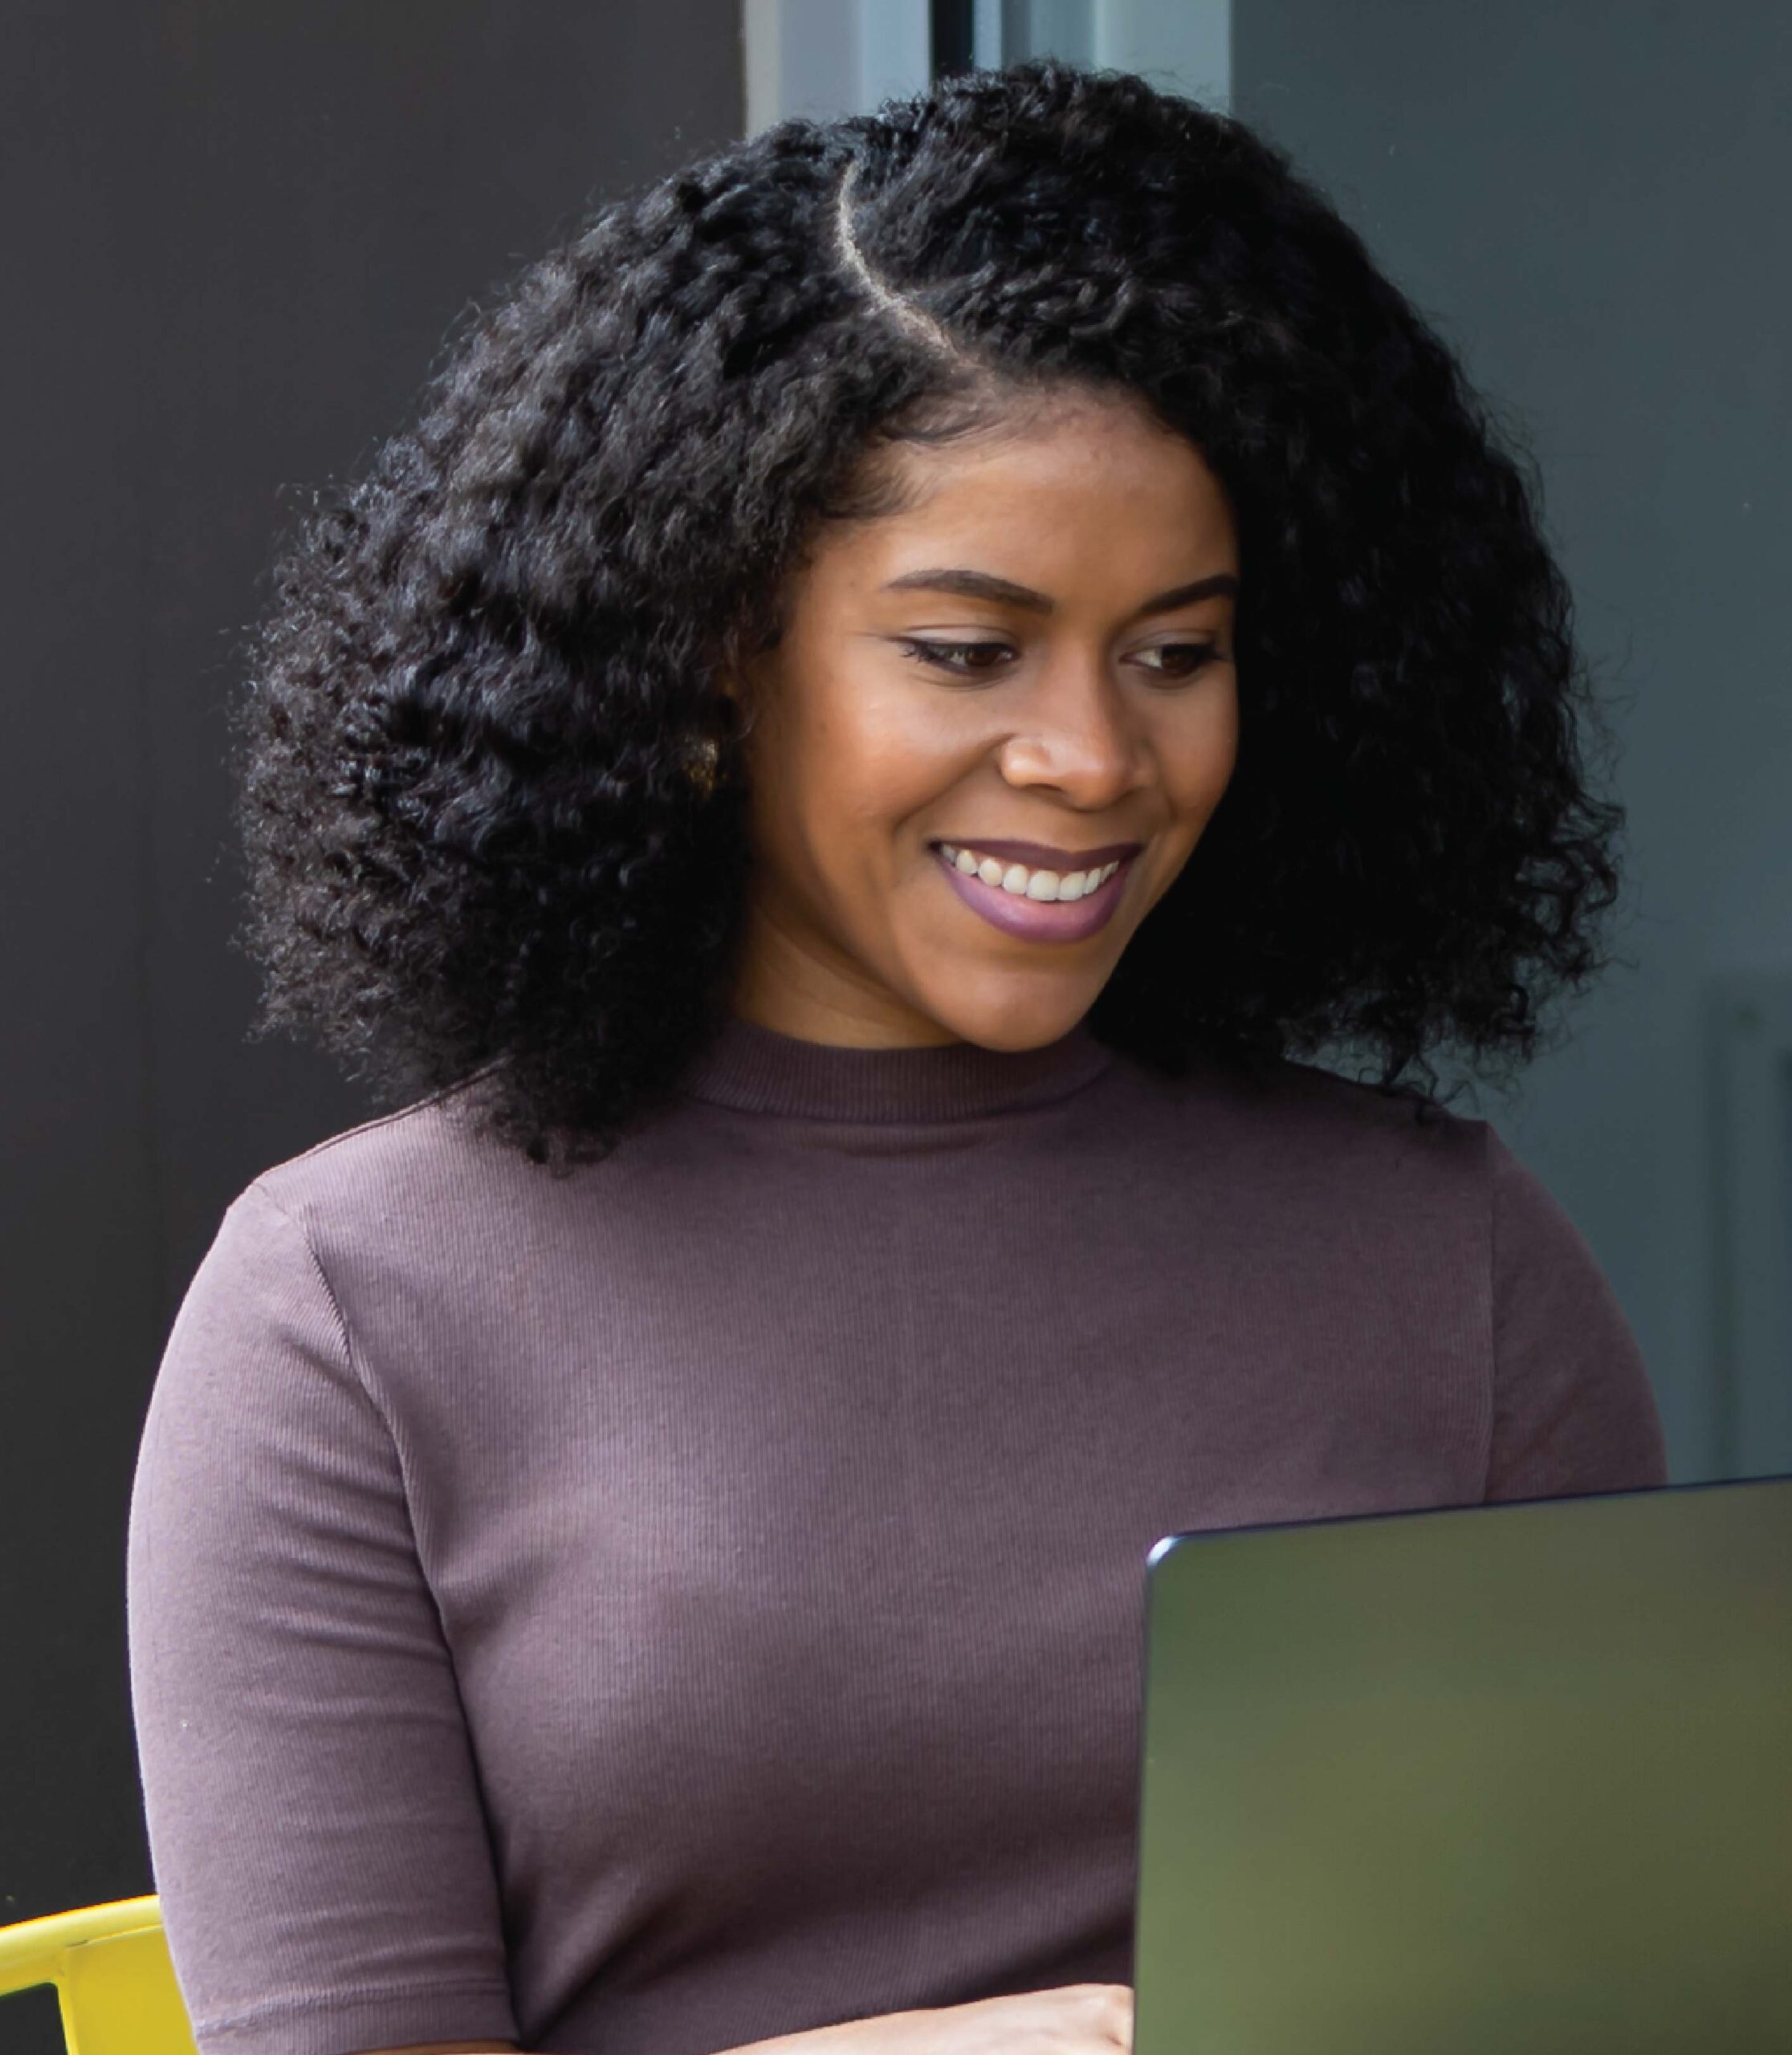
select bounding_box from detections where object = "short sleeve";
[125,1181,520,2055]
[1483,1123,1669,1501]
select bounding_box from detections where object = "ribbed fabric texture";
[124,1015,1668,2055]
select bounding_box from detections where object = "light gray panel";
[1098,0,1229,109]
[1005,0,1094,63]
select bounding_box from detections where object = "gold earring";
[684,734,720,799]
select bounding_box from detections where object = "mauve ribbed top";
[125,1013,1667,2055]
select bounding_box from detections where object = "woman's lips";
[933,844,1136,942]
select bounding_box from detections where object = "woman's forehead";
[817,406,1233,572]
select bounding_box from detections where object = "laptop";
[1131,1473,1792,2054]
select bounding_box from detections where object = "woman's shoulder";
[222,1076,556,1284]
[247,1077,491,1196]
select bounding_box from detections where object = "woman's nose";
[996,651,1147,798]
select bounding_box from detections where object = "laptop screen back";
[1133,1476,1792,2055]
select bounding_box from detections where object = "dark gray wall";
[0,1,741,2023]
[1232,3,1792,1484]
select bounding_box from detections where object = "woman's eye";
[896,638,1016,677]
[1135,642,1222,679]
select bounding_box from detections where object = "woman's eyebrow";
[878,567,1239,616]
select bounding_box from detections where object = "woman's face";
[724,389,1240,1050]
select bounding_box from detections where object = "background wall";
[1226,1,1792,1485]
[0,7,741,2041]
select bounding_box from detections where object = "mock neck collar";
[676,1011,1117,1123]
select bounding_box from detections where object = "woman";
[125,57,1667,2055]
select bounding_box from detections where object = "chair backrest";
[0,1896,198,2055]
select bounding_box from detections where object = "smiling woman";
[126,55,1664,2055]
[216,59,1628,1162]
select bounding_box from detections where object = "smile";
[932,841,1136,942]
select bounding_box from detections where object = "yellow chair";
[0,1896,198,2054]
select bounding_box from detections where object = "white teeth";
[938,844,1123,901]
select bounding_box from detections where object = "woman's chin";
[904,973,1107,1055]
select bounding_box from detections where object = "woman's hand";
[723,1983,1134,2055]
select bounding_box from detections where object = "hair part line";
[833,157,966,360]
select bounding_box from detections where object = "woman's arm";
[127,1183,522,2054]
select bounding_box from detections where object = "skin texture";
[724,389,1240,1052]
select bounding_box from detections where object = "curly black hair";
[230,56,1629,1171]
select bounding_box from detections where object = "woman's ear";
[713,643,767,745]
